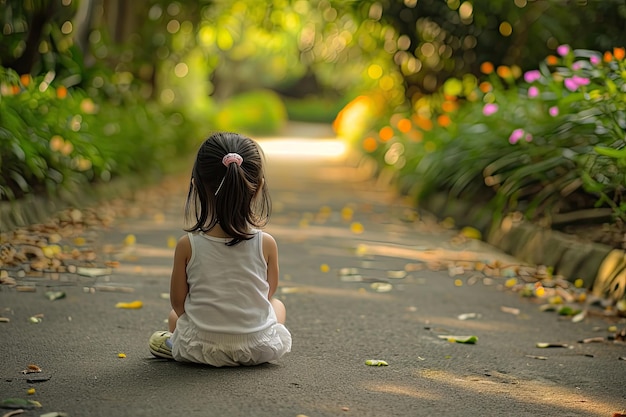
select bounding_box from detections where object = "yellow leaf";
[167,236,177,248]
[504,278,517,288]
[454,279,463,287]
[27,388,36,395]
[341,206,354,221]
[534,286,546,297]
[74,237,86,246]
[118,353,127,358]
[350,222,364,234]
[441,217,455,229]
[574,278,584,288]
[115,300,143,309]
[124,234,136,246]
[320,264,330,273]
[460,226,482,240]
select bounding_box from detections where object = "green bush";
[354,46,626,224]
[283,97,348,124]
[214,90,287,136]
[0,67,200,201]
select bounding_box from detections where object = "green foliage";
[355,46,626,224]
[283,97,348,124]
[214,90,288,136]
[0,67,200,201]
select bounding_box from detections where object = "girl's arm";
[262,232,279,299]
[170,235,191,317]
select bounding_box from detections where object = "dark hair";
[184,132,271,245]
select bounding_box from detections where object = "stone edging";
[0,176,149,232]
[421,192,624,300]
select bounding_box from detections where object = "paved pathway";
[1,124,625,416]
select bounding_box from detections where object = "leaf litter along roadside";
[329,212,625,354]
[0,175,185,296]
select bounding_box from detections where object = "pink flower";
[590,55,600,65]
[572,62,582,71]
[482,103,499,116]
[525,133,533,142]
[509,128,525,144]
[549,106,559,117]
[528,86,539,98]
[524,70,541,83]
[557,44,570,56]
[572,75,590,86]
[564,78,578,91]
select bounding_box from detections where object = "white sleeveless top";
[184,231,277,334]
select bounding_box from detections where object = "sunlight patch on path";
[257,138,347,160]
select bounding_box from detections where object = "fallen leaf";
[118,353,126,358]
[504,278,517,288]
[387,270,407,279]
[501,306,520,315]
[24,364,41,374]
[25,376,50,383]
[365,359,388,366]
[438,335,478,344]
[26,389,35,396]
[370,282,392,293]
[558,306,581,316]
[460,226,482,240]
[1,409,26,417]
[457,313,481,320]
[578,337,605,344]
[350,222,364,234]
[45,291,65,301]
[341,206,354,221]
[115,300,143,309]
[571,310,586,323]
[536,342,569,348]
[0,317,10,323]
[76,267,112,277]
[320,264,330,273]
[525,355,548,360]
[123,234,136,246]
[0,398,42,409]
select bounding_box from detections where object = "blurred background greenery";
[1,0,625,233]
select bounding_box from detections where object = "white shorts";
[170,314,292,367]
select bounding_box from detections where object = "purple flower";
[524,70,541,83]
[509,128,525,144]
[482,103,499,116]
[528,86,539,98]
[572,75,590,86]
[549,106,559,117]
[564,78,578,92]
[557,44,570,56]
[590,55,600,65]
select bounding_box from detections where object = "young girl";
[149,132,291,366]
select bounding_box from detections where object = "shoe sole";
[149,346,174,360]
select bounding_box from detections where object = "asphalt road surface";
[1,126,625,417]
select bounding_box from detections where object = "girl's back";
[185,231,275,334]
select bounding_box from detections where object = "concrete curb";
[421,192,624,300]
[0,175,151,232]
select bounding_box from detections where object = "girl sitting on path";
[149,132,291,366]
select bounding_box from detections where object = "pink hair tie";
[222,153,243,167]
